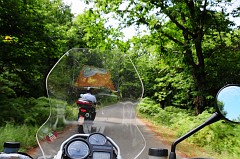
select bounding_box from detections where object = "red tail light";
[80,108,87,112]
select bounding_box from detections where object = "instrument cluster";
[63,133,115,159]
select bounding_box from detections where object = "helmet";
[87,87,92,91]
[87,87,94,93]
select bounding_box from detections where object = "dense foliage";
[0,0,120,123]
[88,0,240,114]
[0,0,73,97]
[138,98,240,158]
[0,123,38,152]
[0,97,77,151]
[1,0,240,157]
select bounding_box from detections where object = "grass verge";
[0,123,38,152]
[137,112,238,159]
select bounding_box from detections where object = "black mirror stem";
[169,112,222,159]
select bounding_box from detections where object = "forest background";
[0,0,240,158]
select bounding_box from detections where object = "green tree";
[67,9,123,50]
[0,0,75,124]
[128,35,195,109]
[87,0,240,114]
[0,0,73,97]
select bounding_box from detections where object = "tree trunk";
[160,101,165,109]
[193,34,206,115]
[193,69,206,115]
[184,42,206,115]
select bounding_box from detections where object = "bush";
[0,97,78,152]
[137,97,161,115]
[0,96,78,126]
[23,97,50,125]
[171,111,212,137]
[0,123,38,152]
[188,121,240,156]
[137,97,240,157]
[0,97,52,126]
[98,94,118,106]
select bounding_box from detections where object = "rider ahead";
[81,87,97,104]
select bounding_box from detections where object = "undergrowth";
[137,97,240,159]
[0,97,77,153]
[0,123,38,152]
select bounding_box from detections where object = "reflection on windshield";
[217,85,240,122]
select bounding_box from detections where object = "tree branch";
[167,13,194,38]
[157,28,184,46]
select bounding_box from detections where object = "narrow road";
[31,102,183,159]
[95,102,183,159]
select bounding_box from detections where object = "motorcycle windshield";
[36,48,145,159]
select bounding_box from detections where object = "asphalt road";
[31,102,183,159]
[95,102,183,159]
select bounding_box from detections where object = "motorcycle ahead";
[0,48,239,159]
[76,98,96,133]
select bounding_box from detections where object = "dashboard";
[62,133,117,159]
